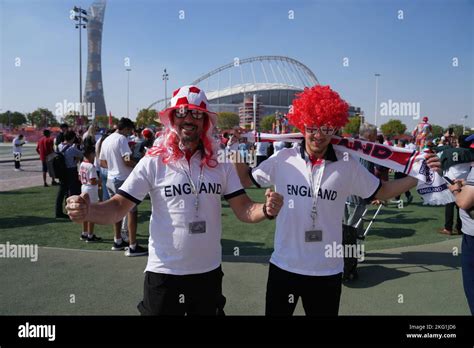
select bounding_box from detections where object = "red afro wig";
[288,85,349,133]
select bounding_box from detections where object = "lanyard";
[306,159,325,229]
[180,161,204,219]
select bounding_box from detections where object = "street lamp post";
[70,6,88,128]
[374,73,381,128]
[126,68,131,118]
[162,68,169,108]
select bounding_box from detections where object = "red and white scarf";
[241,132,454,205]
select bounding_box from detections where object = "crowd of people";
[19,120,156,256]
[9,84,473,316]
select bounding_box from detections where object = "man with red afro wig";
[65,85,284,316]
[230,85,441,316]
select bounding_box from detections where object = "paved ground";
[0,160,45,191]
[0,143,39,163]
[0,238,469,315]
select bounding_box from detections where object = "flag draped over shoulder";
[241,132,454,205]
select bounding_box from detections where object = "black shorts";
[41,161,48,173]
[137,266,226,316]
[265,263,342,316]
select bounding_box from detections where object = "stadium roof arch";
[147,56,319,110]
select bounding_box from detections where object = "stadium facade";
[84,0,107,117]
[148,56,363,129]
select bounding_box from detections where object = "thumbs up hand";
[66,192,90,223]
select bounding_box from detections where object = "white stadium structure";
[148,56,362,128]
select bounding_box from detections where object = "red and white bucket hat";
[158,85,217,127]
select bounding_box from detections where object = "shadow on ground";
[344,251,461,289]
[367,227,416,239]
[374,213,437,225]
[0,216,70,228]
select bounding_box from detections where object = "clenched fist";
[66,192,90,223]
[264,188,284,217]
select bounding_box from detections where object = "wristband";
[263,203,275,220]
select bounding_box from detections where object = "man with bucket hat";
[66,85,283,315]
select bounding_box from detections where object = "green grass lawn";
[0,185,460,255]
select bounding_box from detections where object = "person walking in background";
[55,123,69,151]
[12,134,25,172]
[138,128,155,160]
[55,131,83,219]
[255,141,270,166]
[82,125,97,152]
[439,135,473,235]
[99,117,147,256]
[36,129,58,187]
[238,138,249,164]
[95,129,113,201]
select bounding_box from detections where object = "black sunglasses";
[174,108,206,120]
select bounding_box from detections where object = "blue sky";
[0,0,472,129]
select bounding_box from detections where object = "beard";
[178,123,202,148]
[181,132,200,144]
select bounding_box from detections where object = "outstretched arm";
[66,193,135,225]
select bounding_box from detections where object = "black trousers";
[256,155,267,166]
[265,263,342,316]
[55,168,81,215]
[445,202,462,232]
[13,153,21,169]
[138,266,225,316]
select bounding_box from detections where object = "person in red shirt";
[36,129,58,187]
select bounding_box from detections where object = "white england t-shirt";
[12,137,25,153]
[118,150,245,275]
[250,144,381,276]
[460,165,474,236]
[79,161,99,203]
[99,132,132,181]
